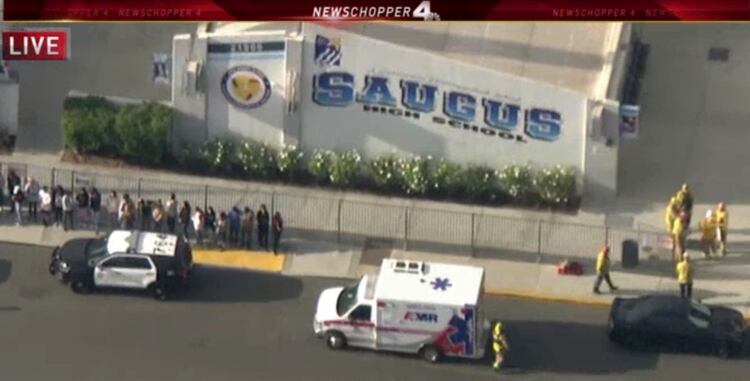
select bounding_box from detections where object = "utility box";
[622,239,639,268]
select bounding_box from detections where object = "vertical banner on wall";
[152,53,171,85]
[619,104,639,139]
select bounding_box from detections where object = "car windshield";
[85,239,109,261]
[688,301,712,329]
[336,281,360,316]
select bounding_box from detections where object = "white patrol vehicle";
[49,230,193,300]
[313,259,490,363]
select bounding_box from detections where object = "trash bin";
[622,239,639,268]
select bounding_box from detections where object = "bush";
[330,149,361,188]
[176,141,210,173]
[498,164,536,203]
[429,159,463,198]
[113,102,171,165]
[400,155,430,196]
[308,149,334,184]
[197,139,237,174]
[535,165,577,206]
[238,141,277,179]
[276,144,304,180]
[461,165,499,202]
[368,155,403,192]
[62,97,118,154]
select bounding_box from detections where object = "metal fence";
[0,160,673,262]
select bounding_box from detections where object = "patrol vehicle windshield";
[85,239,109,261]
[336,281,360,316]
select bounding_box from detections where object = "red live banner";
[2,30,70,61]
[4,0,750,21]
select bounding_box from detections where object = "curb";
[192,249,286,273]
[485,288,611,307]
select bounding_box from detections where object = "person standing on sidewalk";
[593,246,618,294]
[715,202,729,257]
[0,172,5,213]
[257,204,270,251]
[192,207,205,245]
[665,196,679,234]
[671,211,688,262]
[241,207,254,250]
[205,206,217,246]
[106,191,119,229]
[228,206,241,245]
[24,177,40,222]
[53,186,64,227]
[271,211,284,255]
[7,170,20,212]
[12,183,24,225]
[138,198,152,231]
[89,187,101,234]
[217,211,228,250]
[62,190,75,231]
[698,209,717,259]
[179,201,191,239]
[76,187,90,229]
[676,252,694,299]
[39,186,52,227]
[152,199,165,232]
[166,193,178,234]
[120,194,136,230]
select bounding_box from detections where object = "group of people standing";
[666,183,729,261]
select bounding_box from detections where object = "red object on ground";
[557,260,583,275]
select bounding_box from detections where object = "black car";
[49,231,193,300]
[608,295,748,358]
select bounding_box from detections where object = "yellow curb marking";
[193,250,285,273]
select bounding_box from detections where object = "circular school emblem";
[220,65,272,109]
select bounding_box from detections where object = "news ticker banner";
[4,0,750,21]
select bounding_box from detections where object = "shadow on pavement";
[0,258,12,284]
[175,265,304,303]
[503,320,659,374]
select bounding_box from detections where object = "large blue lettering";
[313,72,354,107]
[483,99,520,131]
[443,91,476,122]
[400,80,437,113]
[525,108,562,141]
[356,76,397,106]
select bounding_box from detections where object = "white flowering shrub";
[461,165,498,202]
[400,155,430,196]
[276,144,304,179]
[369,155,403,192]
[429,159,463,197]
[238,141,277,179]
[330,149,362,187]
[308,149,334,184]
[534,165,577,206]
[498,163,536,203]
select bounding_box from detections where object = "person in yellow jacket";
[491,321,510,371]
[671,212,687,262]
[715,202,728,257]
[665,197,679,233]
[674,184,694,225]
[593,246,618,294]
[676,252,694,299]
[698,209,717,259]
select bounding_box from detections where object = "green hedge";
[63,96,171,165]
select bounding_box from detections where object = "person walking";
[671,211,688,262]
[205,206,217,246]
[89,187,101,234]
[257,204,270,251]
[106,190,119,229]
[11,183,24,225]
[593,246,618,294]
[676,252,694,299]
[272,211,284,255]
[217,211,228,250]
[24,177,40,222]
[698,209,717,259]
[53,186,64,227]
[241,207,254,250]
[179,201,192,238]
[62,190,74,231]
[152,199,165,232]
[491,321,510,371]
[76,187,90,229]
[166,193,178,234]
[715,202,729,257]
[192,207,205,245]
[229,206,241,245]
[39,186,52,227]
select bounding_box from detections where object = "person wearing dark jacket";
[179,201,192,238]
[76,187,90,229]
[229,207,241,245]
[89,188,101,234]
[272,212,284,255]
[256,204,270,251]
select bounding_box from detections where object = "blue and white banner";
[152,53,170,85]
[619,104,639,139]
[314,34,342,67]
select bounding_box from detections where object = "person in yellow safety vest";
[671,212,688,262]
[698,209,717,259]
[492,321,510,371]
[593,246,618,294]
[675,184,694,226]
[665,197,679,233]
[715,202,728,257]
[676,252,694,299]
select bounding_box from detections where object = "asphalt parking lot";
[0,242,749,381]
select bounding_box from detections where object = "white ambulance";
[313,259,490,363]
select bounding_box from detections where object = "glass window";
[85,239,109,260]
[349,305,372,321]
[100,257,127,268]
[123,257,152,270]
[688,302,711,329]
[336,281,360,316]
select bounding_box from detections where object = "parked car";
[608,295,748,358]
[49,230,193,300]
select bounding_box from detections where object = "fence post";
[137,178,142,198]
[404,207,409,251]
[51,167,56,187]
[537,220,543,255]
[271,191,276,216]
[70,170,75,191]
[204,185,209,211]
[337,198,342,243]
[470,213,476,257]
[605,226,610,247]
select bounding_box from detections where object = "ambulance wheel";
[419,345,441,363]
[70,279,91,294]
[325,331,346,350]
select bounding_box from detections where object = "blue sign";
[314,35,342,67]
[313,72,563,143]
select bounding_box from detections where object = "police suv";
[49,230,193,300]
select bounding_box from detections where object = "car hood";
[315,287,344,323]
[709,306,746,334]
[58,239,93,266]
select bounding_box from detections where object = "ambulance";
[313,259,490,363]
